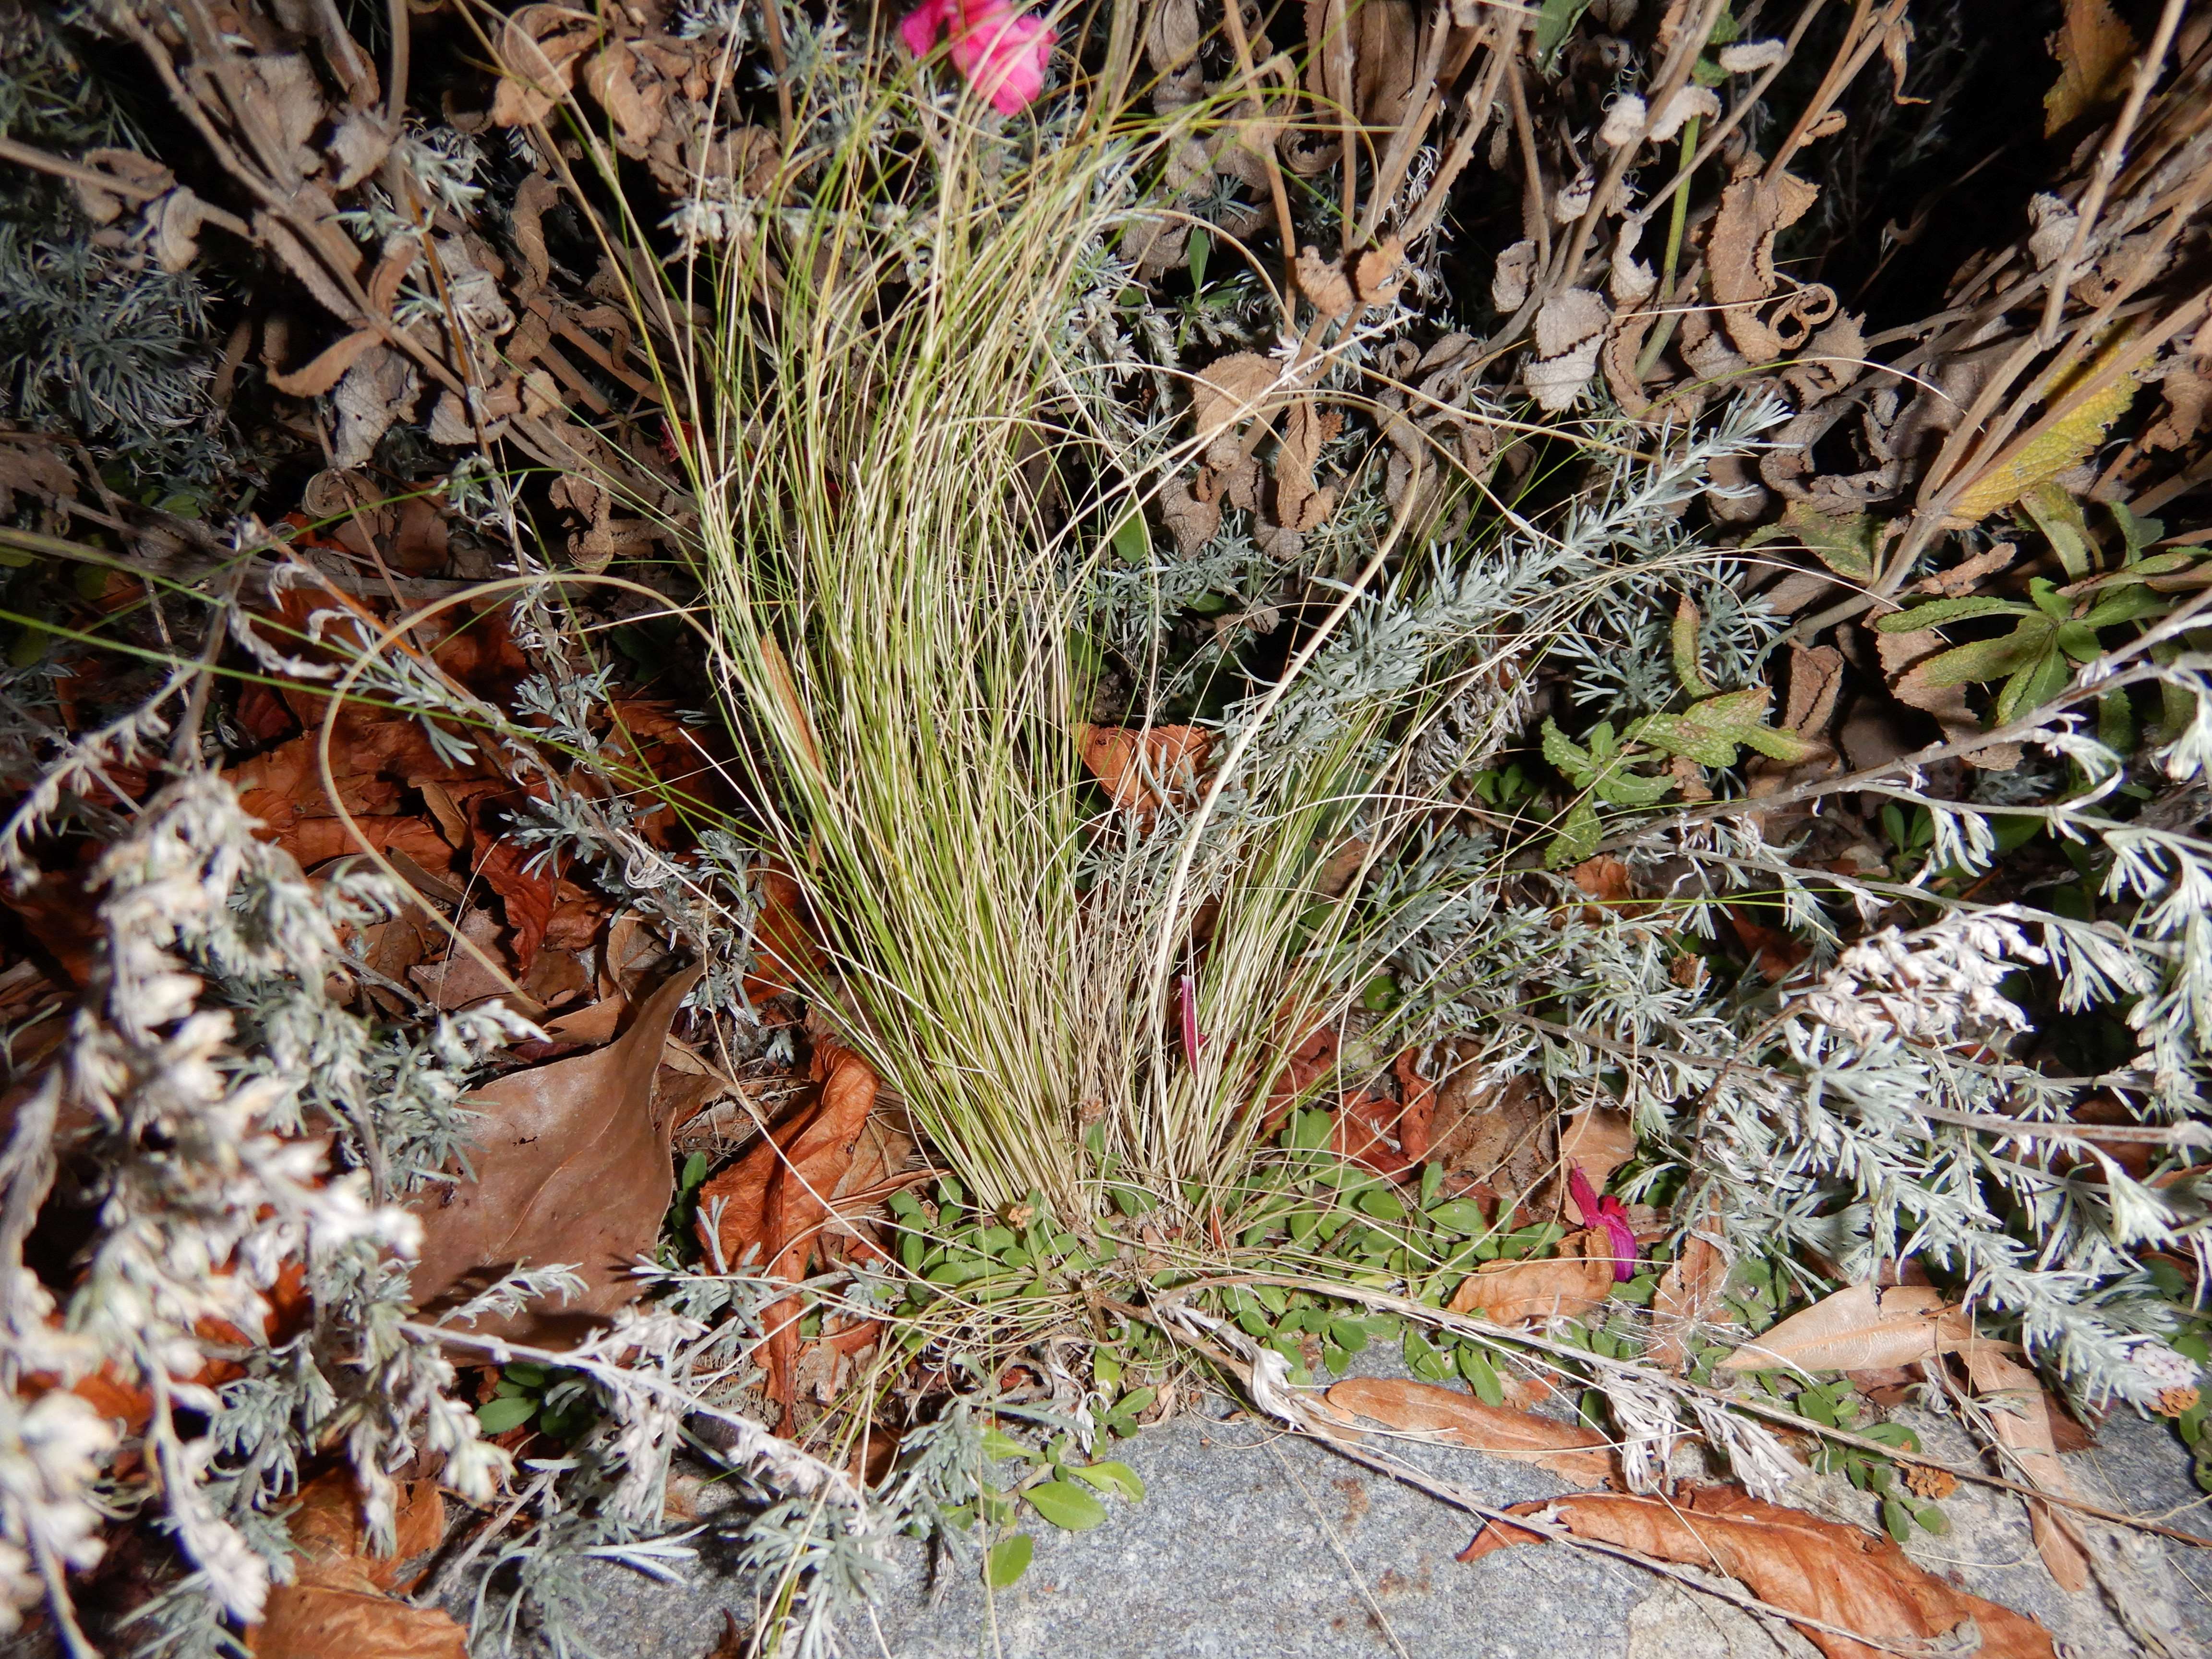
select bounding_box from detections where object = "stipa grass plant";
[655,46,1414,1226]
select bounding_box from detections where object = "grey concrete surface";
[458,1384,2212,1659]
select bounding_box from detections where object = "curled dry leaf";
[493,4,603,127]
[1295,246,1355,318]
[1326,1378,1613,1486]
[1189,352,1291,444]
[408,964,702,1344]
[1707,168,1821,364]
[695,1039,890,1427]
[743,861,827,1003]
[1271,400,1340,535]
[1462,1486,2055,1659]
[1448,1235,1615,1325]
[247,1472,461,1659]
[1962,1347,2091,1593]
[1719,1284,1972,1375]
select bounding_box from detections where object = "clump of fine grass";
[663,50,1432,1227]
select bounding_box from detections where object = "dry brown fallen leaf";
[1556,1106,1635,1193]
[695,1038,889,1428]
[1462,1485,2054,1659]
[247,1472,460,1659]
[2044,0,2136,134]
[1077,723,1212,815]
[1962,1346,2092,1593]
[1448,1234,1614,1325]
[1719,1284,1972,1375]
[1648,1229,1729,1373]
[1325,1378,1613,1486]
[408,964,701,1344]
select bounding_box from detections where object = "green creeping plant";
[1876,497,2207,727]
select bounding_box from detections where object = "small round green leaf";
[1026,1479,1109,1531]
[986,1533,1034,1588]
[1072,1460,1145,1501]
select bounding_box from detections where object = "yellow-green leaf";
[1072,1460,1145,1501]
[1672,596,1714,698]
[1745,501,1885,584]
[1950,345,2142,522]
[2019,481,2096,578]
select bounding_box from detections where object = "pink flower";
[900,0,1056,115]
[1567,1166,1637,1283]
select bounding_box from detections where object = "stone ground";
[469,1377,2212,1659]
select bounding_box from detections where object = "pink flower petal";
[941,0,1054,113]
[1567,1166,1601,1225]
[898,0,956,58]
[1599,1211,1637,1282]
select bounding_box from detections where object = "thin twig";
[1220,0,1298,301]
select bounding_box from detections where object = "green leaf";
[1545,798,1604,869]
[1113,1386,1156,1420]
[2028,577,2075,622]
[2082,582,2171,628]
[1025,1479,1109,1530]
[503,1362,551,1389]
[1996,648,2072,723]
[1910,620,2055,690]
[986,1533,1034,1588]
[1593,767,1673,808]
[926,1255,991,1286]
[1425,1198,1488,1237]
[1404,1330,1452,1381]
[1636,687,1820,767]
[2107,499,2164,561]
[1875,596,2037,631]
[1630,711,1733,767]
[1533,0,1592,67]
[982,1427,1035,1463]
[1745,500,1885,583]
[1881,1497,1912,1544]
[2020,480,2097,579]
[1419,1162,1444,1207]
[1914,1503,1950,1536]
[1671,596,1714,699]
[1542,718,1594,778]
[1186,225,1212,291]
[1457,1342,1505,1406]
[476,1395,538,1434]
[1357,1187,1406,1222]
[2055,619,2101,662]
[1073,1460,1145,1501]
